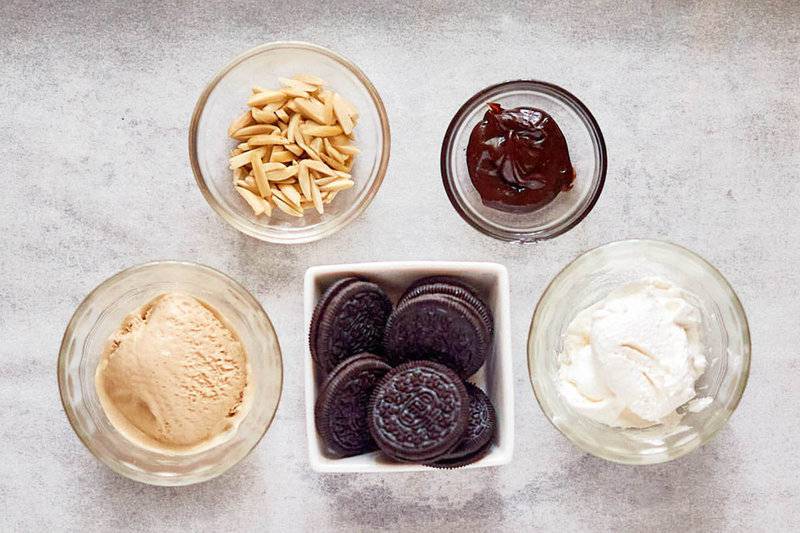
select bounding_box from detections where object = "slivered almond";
[233,124,281,140]
[319,152,349,172]
[319,179,354,192]
[251,106,278,124]
[310,136,323,155]
[333,143,360,156]
[332,93,355,134]
[287,112,301,143]
[235,179,258,194]
[298,164,312,199]
[323,191,338,204]
[296,137,321,161]
[318,90,335,125]
[323,138,346,163]
[270,186,290,203]
[292,73,325,86]
[229,147,266,169]
[266,164,299,181]
[250,152,270,198]
[281,87,310,98]
[300,158,336,176]
[323,98,335,125]
[248,90,286,107]
[271,186,302,211]
[248,134,289,146]
[339,94,359,119]
[251,85,266,94]
[294,98,327,124]
[279,77,318,93]
[296,129,310,146]
[284,99,299,113]
[285,143,303,156]
[236,186,267,215]
[314,175,341,186]
[279,183,302,206]
[272,194,303,217]
[228,110,254,136]
[275,108,290,123]
[270,150,295,163]
[302,124,343,137]
[310,181,324,214]
[263,162,287,172]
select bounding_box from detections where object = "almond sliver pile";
[228,75,360,218]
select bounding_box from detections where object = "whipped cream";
[557,278,706,428]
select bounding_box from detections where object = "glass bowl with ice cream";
[528,239,750,464]
[58,261,283,485]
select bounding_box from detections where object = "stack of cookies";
[310,276,497,468]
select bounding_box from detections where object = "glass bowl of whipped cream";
[528,239,750,464]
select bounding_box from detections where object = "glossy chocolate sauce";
[466,103,575,213]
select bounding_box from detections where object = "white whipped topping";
[557,278,706,428]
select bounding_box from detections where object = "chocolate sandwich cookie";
[400,280,494,336]
[401,276,481,302]
[368,360,469,462]
[383,293,491,378]
[315,353,392,457]
[426,439,494,469]
[310,277,392,374]
[427,383,496,468]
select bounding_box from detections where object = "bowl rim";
[440,79,607,242]
[527,238,751,465]
[57,260,284,486]
[188,40,391,244]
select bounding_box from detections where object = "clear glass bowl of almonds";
[190,42,390,243]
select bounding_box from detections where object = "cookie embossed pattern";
[304,261,514,473]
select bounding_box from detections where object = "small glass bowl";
[441,80,606,242]
[528,239,750,464]
[189,41,390,244]
[58,261,283,485]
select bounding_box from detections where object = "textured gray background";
[1,0,798,531]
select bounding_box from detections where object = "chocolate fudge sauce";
[466,103,575,213]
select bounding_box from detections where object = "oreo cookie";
[310,277,392,374]
[368,360,469,462]
[384,293,490,378]
[426,439,493,469]
[315,353,392,458]
[401,280,493,336]
[401,275,481,303]
[427,383,496,468]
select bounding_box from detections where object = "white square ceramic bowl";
[303,261,514,473]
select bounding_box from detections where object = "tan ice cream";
[95,292,250,453]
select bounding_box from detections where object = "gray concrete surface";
[1,0,799,531]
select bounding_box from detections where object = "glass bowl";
[441,80,606,242]
[58,261,283,485]
[189,41,390,244]
[528,239,750,464]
